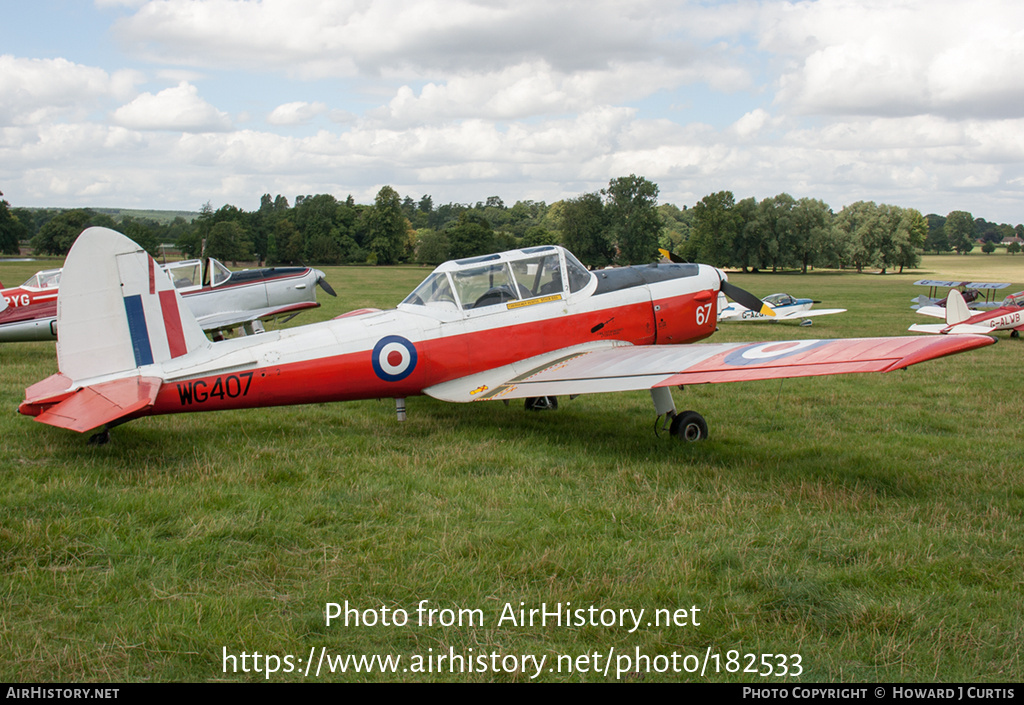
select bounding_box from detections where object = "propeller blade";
[659,248,685,264]
[720,279,775,317]
[316,275,337,297]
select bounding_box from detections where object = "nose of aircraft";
[314,270,337,297]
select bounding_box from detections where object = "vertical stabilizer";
[944,289,972,326]
[56,227,210,382]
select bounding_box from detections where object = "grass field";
[1,252,1022,682]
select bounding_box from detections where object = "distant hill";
[89,208,199,225]
[22,206,199,226]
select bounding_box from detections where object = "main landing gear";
[651,387,709,442]
[524,396,559,411]
[521,391,708,441]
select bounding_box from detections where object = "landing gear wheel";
[669,410,708,442]
[88,430,111,446]
[1012,330,1020,339]
[524,396,558,411]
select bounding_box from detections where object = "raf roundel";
[723,339,830,367]
[372,335,418,382]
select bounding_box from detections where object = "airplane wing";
[424,335,995,402]
[194,301,320,334]
[913,279,1011,289]
[770,308,847,320]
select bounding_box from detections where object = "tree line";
[4,180,1022,269]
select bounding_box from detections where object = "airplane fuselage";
[0,262,322,343]
[118,261,723,419]
[949,304,1024,333]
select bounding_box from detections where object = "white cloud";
[730,109,772,138]
[112,1,748,90]
[267,101,328,126]
[766,0,1024,119]
[0,55,142,126]
[112,82,232,132]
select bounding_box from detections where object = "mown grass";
[0,254,1021,682]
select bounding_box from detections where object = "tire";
[524,396,558,411]
[670,410,708,442]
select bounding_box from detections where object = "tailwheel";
[88,429,111,445]
[524,396,558,411]
[669,410,708,442]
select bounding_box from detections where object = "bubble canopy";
[401,246,593,311]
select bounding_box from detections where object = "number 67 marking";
[695,302,713,326]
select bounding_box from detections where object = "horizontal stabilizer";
[914,305,947,319]
[908,323,947,334]
[33,377,162,433]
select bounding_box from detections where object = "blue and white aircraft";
[717,292,846,327]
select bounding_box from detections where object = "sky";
[4,0,1024,223]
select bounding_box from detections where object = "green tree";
[687,191,739,267]
[945,210,976,254]
[731,197,761,271]
[31,209,102,255]
[415,228,450,265]
[835,201,882,273]
[521,226,557,247]
[752,193,798,272]
[206,221,253,263]
[445,213,495,260]
[891,207,926,272]
[0,192,28,255]
[367,186,408,265]
[657,203,693,255]
[559,193,611,267]
[791,198,833,273]
[924,214,950,253]
[602,175,661,264]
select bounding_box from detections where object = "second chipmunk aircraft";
[19,227,995,444]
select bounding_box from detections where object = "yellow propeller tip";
[760,305,777,317]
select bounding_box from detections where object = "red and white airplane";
[19,227,995,444]
[0,268,62,309]
[910,289,1024,338]
[0,255,334,343]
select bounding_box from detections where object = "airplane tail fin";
[944,289,972,326]
[20,227,210,432]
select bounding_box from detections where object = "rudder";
[56,227,209,382]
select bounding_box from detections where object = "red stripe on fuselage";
[966,305,1023,328]
[147,289,715,418]
[158,289,188,358]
